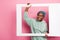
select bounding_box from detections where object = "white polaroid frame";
[16,3,60,36]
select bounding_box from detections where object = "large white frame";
[16,3,60,36]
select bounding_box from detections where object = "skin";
[37,13,44,22]
[25,3,48,37]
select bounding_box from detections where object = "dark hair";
[37,11,46,17]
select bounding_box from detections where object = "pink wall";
[0,0,60,40]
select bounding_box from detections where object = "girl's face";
[37,13,44,21]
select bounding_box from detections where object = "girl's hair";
[37,11,46,17]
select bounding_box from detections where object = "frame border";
[16,3,60,36]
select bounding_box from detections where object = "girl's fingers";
[27,3,30,5]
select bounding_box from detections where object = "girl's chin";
[37,20,42,21]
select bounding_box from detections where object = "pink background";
[0,0,60,40]
[22,7,49,33]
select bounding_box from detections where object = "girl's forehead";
[39,13,44,15]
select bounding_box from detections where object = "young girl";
[24,3,48,40]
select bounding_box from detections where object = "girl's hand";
[45,33,48,37]
[26,3,31,9]
[25,3,31,12]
